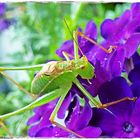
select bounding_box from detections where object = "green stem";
[0,64,44,71]
[0,89,62,120]
[73,3,85,23]
[74,78,101,107]
[73,31,79,60]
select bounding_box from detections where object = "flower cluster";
[27,3,140,138]
[0,3,14,32]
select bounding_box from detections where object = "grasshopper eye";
[34,72,38,77]
[80,66,85,69]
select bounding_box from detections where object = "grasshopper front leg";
[73,78,101,108]
[49,84,84,138]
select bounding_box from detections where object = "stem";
[73,31,79,60]
[74,78,101,107]
[0,64,44,71]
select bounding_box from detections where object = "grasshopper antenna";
[76,31,116,54]
[63,18,84,56]
[64,18,116,55]
[64,18,91,84]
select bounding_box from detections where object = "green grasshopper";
[0,27,137,138]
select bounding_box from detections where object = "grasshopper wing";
[31,71,75,95]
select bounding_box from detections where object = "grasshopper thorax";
[71,55,88,70]
[36,61,59,77]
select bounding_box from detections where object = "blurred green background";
[0,2,131,137]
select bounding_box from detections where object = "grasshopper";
[0,22,137,138]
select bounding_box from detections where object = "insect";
[0,21,137,138]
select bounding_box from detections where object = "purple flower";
[27,94,102,138]
[91,77,140,138]
[0,3,6,16]
[56,3,140,96]
[56,20,97,59]
[89,3,140,78]
[132,52,140,66]
[27,3,140,138]
[71,60,111,97]
[0,18,11,31]
[0,3,15,32]
[127,55,140,106]
[129,63,140,83]
[101,3,140,58]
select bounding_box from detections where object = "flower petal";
[84,20,98,40]
[91,108,117,137]
[124,33,140,58]
[57,93,72,119]
[98,77,134,115]
[131,81,140,97]
[35,126,68,137]
[77,126,102,138]
[116,10,131,39]
[56,40,74,58]
[28,109,53,137]
[124,18,140,36]
[78,21,97,55]
[66,97,92,131]
[91,108,131,137]
[66,97,80,130]
[0,19,11,31]
[27,113,41,126]
[0,3,6,16]
[101,19,115,40]
[105,48,125,77]
[75,101,92,130]
[131,3,140,19]
[130,98,140,137]
[132,52,140,65]
[128,63,140,83]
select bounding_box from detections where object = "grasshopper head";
[78,55,95,80]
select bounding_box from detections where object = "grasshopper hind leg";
[99,96,137,109]
[0,71,36,137]
[0,71,36,99]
